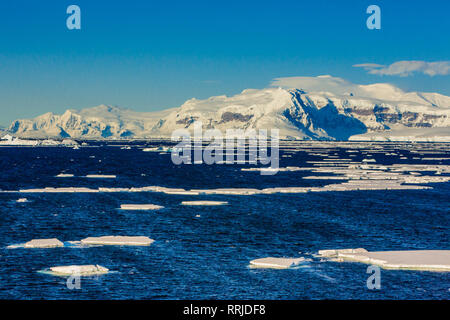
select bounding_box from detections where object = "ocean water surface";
[0,141,449,299]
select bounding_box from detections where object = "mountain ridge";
[6,76,450,141]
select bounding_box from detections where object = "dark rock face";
[219,112,253,123]
[176,116,199,127]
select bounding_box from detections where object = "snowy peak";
[6,76,450,141]
[8,105,171,139]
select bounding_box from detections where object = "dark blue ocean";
[0,141,449,299]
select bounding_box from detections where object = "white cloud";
[353,60,450,77]
[271,75,358,94]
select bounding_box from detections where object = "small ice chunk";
[80,235,154,246]
[24,238,64,248]
[181,201,228,206]
[56,173,75,178]
[249,257,305,269]
[50,265,108,276]
[120,204,164,210]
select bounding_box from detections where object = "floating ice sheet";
[119,204,164,210]
[319,248,450,272]
[80,235,154,246]
[249,257,306,269]
[181,201,228,206]
[44,265,109,276]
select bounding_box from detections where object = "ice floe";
[5,160,450,195]
[6,181,434,195]
[318,248,450,272]
[249,257,305,269]
[241,166,307,172]
[181,201,228,206]
[84,174,116,179]
[7,238,64,249]
[120,204,164,210]
[17,187,99,193]
[24,238,64,248]
[48,265,109,276]
[80,235,154,246]
[318,248,368,257]
[55,173,75,178]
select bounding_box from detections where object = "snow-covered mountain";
[7,76,450,141]
[8,105,175,139]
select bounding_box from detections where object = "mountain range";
[5,76,450,141]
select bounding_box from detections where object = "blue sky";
[0,0,449,125]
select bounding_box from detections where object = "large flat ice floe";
[181,201,228,206]
[319,248,450,271]
[120,204,164,210]
[7,238,64,249]
[24,238,64,248]
[80,235,154,246]
[49,265,109,276]
[249,257,305,269]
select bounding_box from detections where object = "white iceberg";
[61,139,79,146]
[39,139,61,146]
[0,135,38,146]
[1,134,13,141]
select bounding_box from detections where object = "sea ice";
[84,174,116,179]
[80,235,154,246]
[181,201,228,206]
[319,248,450,271]
[23,238,64,248]
[318,248,368,257]
[120,204,164,210]
[49,265,109,276]
[249,257,305,269]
